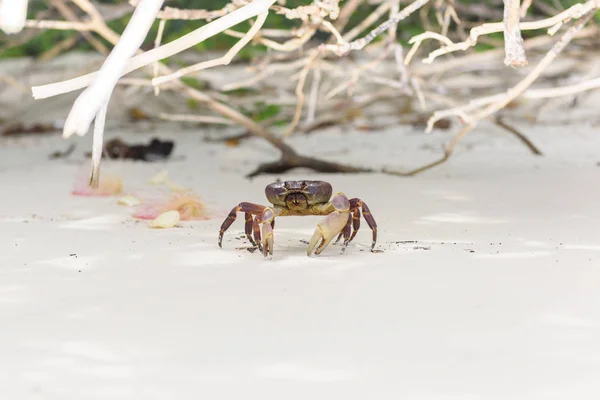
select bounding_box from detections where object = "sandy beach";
[1,103,600,398]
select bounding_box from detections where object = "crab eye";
[283,182,290,190]
[301,181,307,189]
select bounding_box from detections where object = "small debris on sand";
[72,174,122,197]
[102,138,174,161]
[117,195,142,207]
[149,210,180,229]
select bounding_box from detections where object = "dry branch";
[392,8,597,176]
[419,0,598,64]
[323,0,430,55]
[494,117,542,155]
[503,0,527,67]
[16,0,600,181]
[152,11,268,86]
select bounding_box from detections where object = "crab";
[218,180,377,257]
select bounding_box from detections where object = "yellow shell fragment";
[117,195,141,206]
[149,170,169,185]
[149,210,180,228]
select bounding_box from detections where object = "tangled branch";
[7,0,598,181]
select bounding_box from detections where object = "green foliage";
[241,101,281,122]
[186,98,199,110]
[180,76,207,90]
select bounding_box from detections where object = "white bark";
[0,0,28,34]
[62,0,164,138]
[31,0,278,101]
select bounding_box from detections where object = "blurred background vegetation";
[1,0,592,61]
[3,0,585,60]
[1,0,597,174]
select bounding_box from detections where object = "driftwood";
[0,0,596,181]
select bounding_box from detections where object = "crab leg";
[252,214,262,252]
[347,206,362,244]
[307,193,351,256]
[218,202,266,247]
[341,208,361,252]
[334,212,352,245]
[349,198,378,251]
[244,213,256,246]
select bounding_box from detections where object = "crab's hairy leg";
[341,208,360,252]
[347,207,361,244]
[334,232,343,244]
[307,193,351,256]
[253,214,262,252]
[244,213,257,246]
[350,198,378,251]
[218,202,266,247]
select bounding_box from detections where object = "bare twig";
[494,117,543,155]
[49,0,108,54]
[324,0,430,55]
[158,113,236,125]
[157,3,239,21]
[224,24,316,52]
[18,0,600,181]
[220,57,307,91]
[383,124,474,177]
[416,0,598,64]
[472,10,596,121]
[334,0,363,32]
[29,0,368,181]
[503,0,527,67]
[342,0,393,42]
[427,8,597,132]
[394,8,597,176]
[524,75,600,98]
[325,42,400,99]
[520,0,533,17]
[39,34,78,61]
[405,31,454,65]
[306,67,322,125]
[152,11,268,86]
[24,19,91,31]
[153,18,166,95]
[32,0,279,100]
[285,49,319,136]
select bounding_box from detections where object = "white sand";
[0,48,599,399]
[1,116,600,399]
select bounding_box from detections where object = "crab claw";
[260,208,275,257]
[307,193,350,256]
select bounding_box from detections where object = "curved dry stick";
[524,75,600,98]
[334,0,363,32]
[385,10,595,177]
[420,0,598,64]
[152,11,268,86]
[323,0,430,55]
[48,0,108,54]
[493,117,543,155]
[383,124,473,177]
[31,0,279,99]
[246,153,373,178]
[33,0,365,181]
[284,49,319,136]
